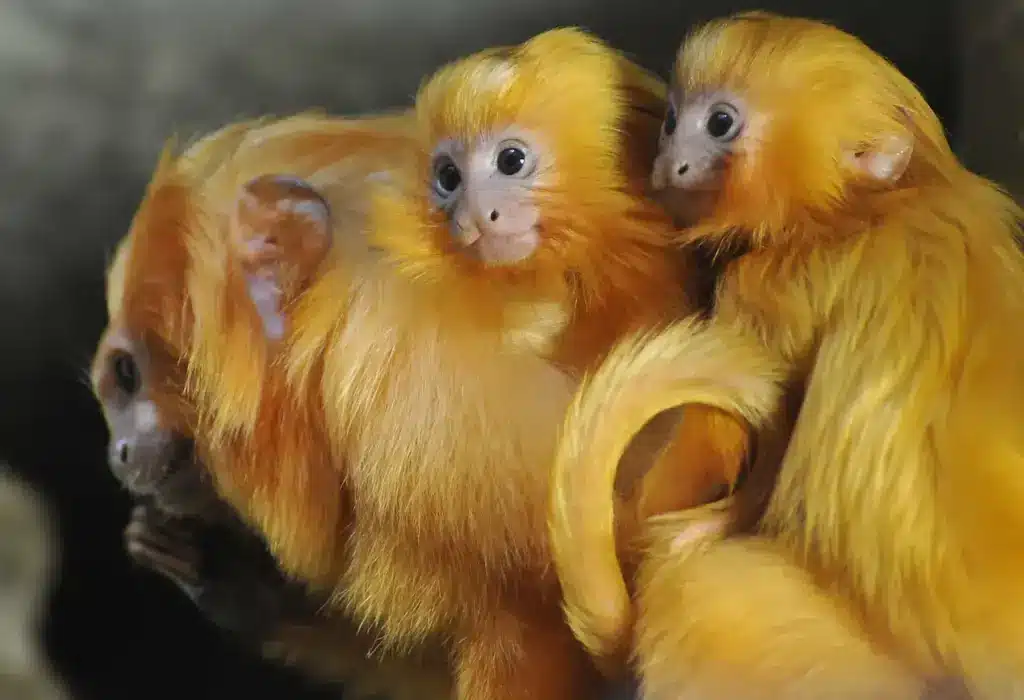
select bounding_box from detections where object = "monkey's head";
[652,12,954,245]
[367,28,674,307]
[90,324,210,518]
[90,152,215,518]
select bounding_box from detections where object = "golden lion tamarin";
[371,27,752,538]
[549,12,1024,699]
[182,28,750,700]
[91,115,453,700]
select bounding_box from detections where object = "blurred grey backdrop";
[0,0,1017,698]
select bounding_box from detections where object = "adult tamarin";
[90,115,452,700]
[549,11,1024,699]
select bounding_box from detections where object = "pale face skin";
[429,126,545,266]
[651,84,913,196]
[651,88,748,194]
[91,331,212,517]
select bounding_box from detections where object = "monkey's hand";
[124,503,309,642]
[124,503,203,591]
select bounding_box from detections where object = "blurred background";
[0,0,1018,698]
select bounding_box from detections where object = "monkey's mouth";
[451,218,542,267]
[650,156,725,194]
[116,438,214,516]
[468,229,541,267]
[152,439,219,517]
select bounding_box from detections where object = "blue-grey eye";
[663,104,678,136]
[433,156,462,194]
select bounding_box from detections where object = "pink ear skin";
[844,133,914,185]
[228,174,332,341]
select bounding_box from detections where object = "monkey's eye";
[496,145,529,177]
[705,103,742,141]
[663,104,678,136]
[432,156,462,196]
[495,142,536,178]
[111,351,140,395]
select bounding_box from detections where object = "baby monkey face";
[429,126,545,266]
[90,330,212,517]
[651,89,748,193]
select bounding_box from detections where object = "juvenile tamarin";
[90,114,453,700]
[182,27,749,700]
[549,12,1024,699]
[373,26,752,529]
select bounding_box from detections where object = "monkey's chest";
[341,352,567,548]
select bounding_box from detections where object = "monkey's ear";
[229,174,332,341]
[844,132,914,184]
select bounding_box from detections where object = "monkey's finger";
[137,514,197,544]
[125,506,192,544]
[124,521,202,586]
[129,504,206,548]
[124,517,201,567]
[124,520,199,567]
[126,536,203,589]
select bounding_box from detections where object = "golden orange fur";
[549,317,785,667]
[93,235,193,433]
[549,12,1024,700]
[95,114,453,700]
[369,25,753,604]
[370,30,688,371]
[182,27,751,700]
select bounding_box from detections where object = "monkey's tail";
[548,316,785,668]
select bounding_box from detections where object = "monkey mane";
[671,12,1020,250]
[118,147,196,358]
[179,114,433,587]
[183,113,421,446]
[104,236,133,321]
[371,28,685,360]
[115,120,265,355]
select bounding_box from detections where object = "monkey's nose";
[676,163,690,176]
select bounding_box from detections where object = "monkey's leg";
[452,602,602,700]
[634,532,925,700]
